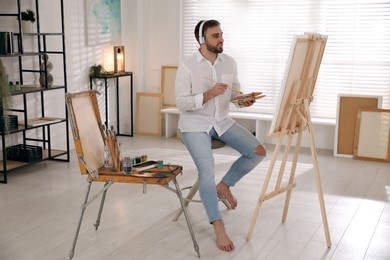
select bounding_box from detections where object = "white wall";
[132,0,180,92]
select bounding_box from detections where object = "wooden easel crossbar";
[246,33,331,248]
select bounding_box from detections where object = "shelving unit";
[0,0,69,183]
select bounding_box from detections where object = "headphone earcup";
[198,20,207,45]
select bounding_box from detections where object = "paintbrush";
[203,76,243,94]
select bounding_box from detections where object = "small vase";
[22,21,34,33]
[39,73,53,88]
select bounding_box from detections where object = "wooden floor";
[0,135,389,260]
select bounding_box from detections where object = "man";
[175,19,266,252]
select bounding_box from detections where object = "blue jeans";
[180,123,265,223]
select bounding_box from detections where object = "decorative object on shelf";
[6,144,42,162]
[90,64,103,87]
[9,81,15,92]
[9,81,21,92]
[39,54,54,88]
[14,81,21,91]
[90,64,104,77]
[0,59,12,132]
[20,9,36,33]
[113,46,125,72]
[90,64,112,86]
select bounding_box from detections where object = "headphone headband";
[198,20,208,44]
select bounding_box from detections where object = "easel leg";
[274,132,294,189]
[172,177,201,257]
[173,178,199,221]
[282,130,303,222]
[69,179,92,260]
[246,134,284,241]
[94,180,110,230]
[307,122,332,248]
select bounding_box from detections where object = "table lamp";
[113,46,125,72]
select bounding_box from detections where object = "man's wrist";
[203,90,213,103]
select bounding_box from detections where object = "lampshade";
[113,46,125,72]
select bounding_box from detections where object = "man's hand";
[209,83,228,96]
[203,83,228,103]
[238,98,256,107]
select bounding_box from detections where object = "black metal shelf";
[0,0,69,184]
[14,32,64,36]
[0,149,68,172]
[0,51,65,58]
[0,118,66,134]
[10,85,66,95]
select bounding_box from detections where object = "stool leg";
[173,178,199,221]
[172,177,201,258]
[173,177,231,222]
[219,197,232,210]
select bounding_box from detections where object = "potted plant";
[20,9,36,33]
[0,59,12,132]
[90,64,106,87]
[21,9,36,23]
[90,64,104,77]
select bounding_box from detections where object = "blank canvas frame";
[334,95,382,158]
[161,66,178,107]
[269,33,327,136]
[135,92,162,136]
[353,108,390,162]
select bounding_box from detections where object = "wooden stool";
[173,138,231,221]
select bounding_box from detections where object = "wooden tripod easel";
[246,96,331,247]
[246,33,331,248]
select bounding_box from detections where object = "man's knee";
[255,145,266,156]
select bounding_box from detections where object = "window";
[181,0,390,119]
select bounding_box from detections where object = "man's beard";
[206,42,223,53]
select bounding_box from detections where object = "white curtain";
[181,0,390,119]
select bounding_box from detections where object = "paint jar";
[135,156,141,164]
[122,157,132,175]
[141,154,147,162]
[130,157,135,166]
[157,160,164,169]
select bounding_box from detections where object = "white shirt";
[175,50,241,136]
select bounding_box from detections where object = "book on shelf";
[0,31,14,55]
[18,117,62,127]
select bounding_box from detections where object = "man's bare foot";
[213,220,235,251]
[216,181,237,209]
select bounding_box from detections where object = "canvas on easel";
[247,33,331,248]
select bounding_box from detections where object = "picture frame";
[353,108,390,162]
[161,65,178,107]
[85,0,121,46]
[135,92,162,136]
[334,94,382,158]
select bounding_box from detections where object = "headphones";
[198,20,207,44]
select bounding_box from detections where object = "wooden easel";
[246,33,332,248]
